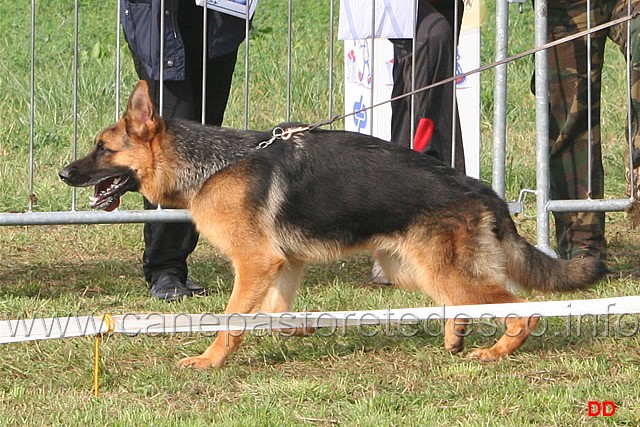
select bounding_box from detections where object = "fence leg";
[533,0,556,257]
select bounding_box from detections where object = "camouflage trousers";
[544,0,640,260]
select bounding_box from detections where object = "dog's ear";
[125,80,158,140]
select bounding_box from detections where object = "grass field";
[1,1,640,426]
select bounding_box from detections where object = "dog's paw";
[278,326,316,337]
[176,355,220,370]
[467,348,502,361]
[445,342,465,355]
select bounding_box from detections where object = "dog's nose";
[59,166,76,183]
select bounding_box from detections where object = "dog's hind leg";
[176,254,288,370]
[402,217,541,358]
[466,288,540,360]
[375,249,471,354]
[395,235,537,357]
[439,278,539,360]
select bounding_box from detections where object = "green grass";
[1,1,640,426]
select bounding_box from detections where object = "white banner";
[195,0,258,20]
[343,39,394,140]
[338,0,415,40]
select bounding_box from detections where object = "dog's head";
[59,81,162,211]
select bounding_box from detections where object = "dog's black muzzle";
[59,160,139,211]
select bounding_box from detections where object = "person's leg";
[426,0,465,171]
[137,76,203,300]
[609,0,640,199]
[142,198,199,286]
[390,0,465,172]
[546,0,608,260]
[134,1,205,300]
[379,0,465,285]
[141,0,237,297]
[390,39,411,150]
[189,51,238,126]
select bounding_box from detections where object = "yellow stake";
[93,314,115,398]
[94,334,101,397]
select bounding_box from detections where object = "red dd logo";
[587,401,617,416]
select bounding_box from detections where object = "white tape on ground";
[2,296,639,344]
[0,316,111,344]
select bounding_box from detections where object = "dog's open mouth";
[90,175,135,212]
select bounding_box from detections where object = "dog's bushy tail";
[500,219,608,293]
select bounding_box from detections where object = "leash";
[256,10,640,147]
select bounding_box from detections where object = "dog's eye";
[96,140,115,154]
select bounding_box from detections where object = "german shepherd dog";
[60,81,607,369]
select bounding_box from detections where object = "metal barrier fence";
[1,0,638,259]
[2,0,337,225]
[494,0,637,254]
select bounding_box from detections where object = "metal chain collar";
[256,125,311,150]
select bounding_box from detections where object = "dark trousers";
[132,1,238,284]
[390,0,465,172]
[544,0,640,259]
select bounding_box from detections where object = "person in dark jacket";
[120,0,247,300]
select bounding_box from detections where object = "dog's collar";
[256,125,310,150]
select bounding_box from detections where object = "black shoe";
[185,278,207,296]
[149,274,191,301]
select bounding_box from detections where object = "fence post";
[533,0,555,256]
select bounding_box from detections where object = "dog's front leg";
[177,257,285,370]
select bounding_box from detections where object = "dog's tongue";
[94,179,121,212]
[104,197,120,212]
